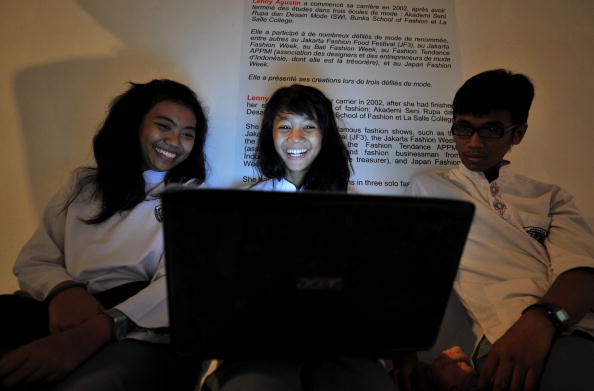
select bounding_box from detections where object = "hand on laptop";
[390,352,435,391]
[431,346,478,391]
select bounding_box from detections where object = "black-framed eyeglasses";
[451,123,521,139]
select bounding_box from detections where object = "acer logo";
[296,277,344,291]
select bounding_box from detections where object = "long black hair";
[68,79,207,224]
[256,84,351,191]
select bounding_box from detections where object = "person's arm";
[0,312,113,387]
[14,174,105,332]
[536,267,594,324]
[478,188,594,391]
[47,281,105,334]
[13,175,77,300]
[113,255,169,329]
[478,267,594,391]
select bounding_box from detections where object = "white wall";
[455,0,594,216]
[1,0,593,293]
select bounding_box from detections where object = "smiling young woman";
[139,100,198,173]
[1,79,208,390]
[271,110,322,186]
[203,86,399,391]
[252,84,351,192]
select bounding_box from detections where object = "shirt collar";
[143,170,167,186]
[275,177,299,192]
[457,160,511,183]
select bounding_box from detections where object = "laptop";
[162,189,474,358]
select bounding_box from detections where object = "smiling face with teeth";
[139,100,197,172]
[272,111,323,187]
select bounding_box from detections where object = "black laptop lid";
[162,189,474,358]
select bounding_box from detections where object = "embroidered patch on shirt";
[525,226,548,244]
[154,204,163,222]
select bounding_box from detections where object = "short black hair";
[256,84,351,191]
[452,69,534,124]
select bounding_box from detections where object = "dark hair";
[256,84,351,191]
[70,79,208,224]
[452,69,534,124]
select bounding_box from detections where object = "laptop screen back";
[162,189,474,358]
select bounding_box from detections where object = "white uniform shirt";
[407,163,594,344]
[14,170,190,341]
[250,177,299,192]
[249,177,356,193]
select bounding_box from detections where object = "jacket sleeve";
[114,254,169,328]
[545,187,594,279]
[13,175,78,300]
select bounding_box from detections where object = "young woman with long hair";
[1,79,207,390]
[204,85,398,391]
[252,84,351,192]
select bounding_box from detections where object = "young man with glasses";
[406,69,594,391]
